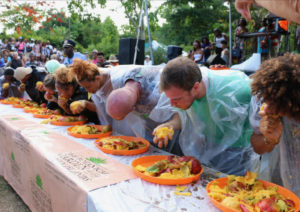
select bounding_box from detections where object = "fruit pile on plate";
[207,171,297,212]
[97,137,146,150]
[135,156,202,179]
[0,97,22,104]
[70,125,111,135]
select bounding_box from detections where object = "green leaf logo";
[10,152,15,161]
[36,175,43,189]
[86,157,106,165]
[11,117,19,120]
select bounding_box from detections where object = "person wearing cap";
[14,66,47,104]
[144,55,152,66]
[91,49,99,64]
[62,39,87,66]
[106,54,119,67]
[45,59,65,74]
[0,68,23,99]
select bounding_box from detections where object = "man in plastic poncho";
[250,53,300,197]
[154,56,259,175]
[69,59,181,154]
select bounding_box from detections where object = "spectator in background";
[221,40,229,66]
[25,53,38,67]
[257,18,272,61]
[296,25,300,53]
[62,39,87,66]
[39,54,48,67]
[41,42,48,58]
[34,40,41,60]
[213,28,228,56]
[9,52,23,69]
[234,18,248,62]
[18,37,25,53]
[107,55,119,67]
[91,49,99,64]
[144,55,152,66]
[0,50,11,67]
[7,37,16,52]
[1,38,7,50]
[0,67,23,99]
[46,40,53,57]
[191,40,204,64]
[26,39,35,54]
[96,52,109,67]
[201,36,212,62]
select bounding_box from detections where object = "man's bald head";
[106,87,137,120]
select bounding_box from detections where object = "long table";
[0,103,221,212]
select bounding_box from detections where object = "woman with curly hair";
[54,66,99,123]
[250,53,300,196]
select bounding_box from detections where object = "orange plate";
[210,67,230,70]
[206,177,300,212]
[12,104,25,108]
[131,155,203,185]
[67,125,112,139]
[94,136,150,155]
[0,100,12,105]
[33,114,53,119]
[50,120,87,126]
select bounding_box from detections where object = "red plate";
[33,114,53,119]
[131,155,203,185]
[206,177,300,212]
[95,136,150,155]
[67,125,112,139]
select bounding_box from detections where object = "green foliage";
[146,46,167,65]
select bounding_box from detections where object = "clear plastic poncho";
[176,68,260,175]
[279,117,300,197]
[92,65,176,148]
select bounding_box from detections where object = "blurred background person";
[144,55,152,66]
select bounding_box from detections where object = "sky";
[0,0,166,33]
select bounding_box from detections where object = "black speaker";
[167,45,182,62]
[119,38,145,65]
[204,54,226,66]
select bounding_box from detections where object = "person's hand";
[44,92,57,102]
[19,83,26,93]
[57,96,68,109]
[235,0,254,21]
[2,83,9,90]
[70,100,86,114]
[152,123,174,148]
[35,81,45,92]
[259,103,283,145]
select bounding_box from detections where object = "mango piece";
[174,191,192,196]
[2,83,9,89]
[175,185,187,192]
[155,127,174,139]
[70,101,84,114]
[36,81,43,87]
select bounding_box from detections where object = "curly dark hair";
[251,53,300,121]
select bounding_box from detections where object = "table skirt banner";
[0,115,136,212]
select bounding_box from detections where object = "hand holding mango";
[153,126,174,148]
[70,100,86,114]
[259,103,283,145]
[57,96,69,108]
[35,81,45,92]
[2,83,9,90]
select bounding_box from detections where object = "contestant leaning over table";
[54,66,99,124]
[154,56,259,175]
[42,74,61,110]
[14,66,47,104]
[69,59,181,153]
[250,53,300,197]
[0,67,23,99]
